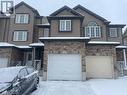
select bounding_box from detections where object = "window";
[18,68,28,78]
[26,67,34,74]
[43,28,49,37]
[85,22,101,38]
[13,31,28,41]
[109,28,117,37]
[59,20,71,31]
[15,14,29,23]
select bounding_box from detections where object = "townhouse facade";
[0,2,126,80]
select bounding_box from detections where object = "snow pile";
[31,81,96,95]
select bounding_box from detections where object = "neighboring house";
[0,2,126,80]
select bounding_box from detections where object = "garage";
[47,54,82,80]
[85,56,113,79]
[0,58,8,68]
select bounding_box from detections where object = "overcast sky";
[14,0,126,26]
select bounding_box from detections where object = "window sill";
[109,36,118,38]
[59,31,72,32]
[14,23,29,24]
[13,40,27,42]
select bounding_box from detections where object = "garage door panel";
[47,54,82,80]
[86,56,113,78]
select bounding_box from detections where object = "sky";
[12,0,127,29]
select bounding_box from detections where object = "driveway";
[31,76,127,95]
[31,81,96,95]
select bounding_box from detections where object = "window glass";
[109,28,117,37]
[27,67,34,74]
[60,20,71,31]
[18,68,28,78]
[43,28,49,37]
[13,31,28,41]
[15,14,29,23]
[85,22,101,38]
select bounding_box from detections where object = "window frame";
[15,13,29,24]
[85,22,101,38]
[43,28,50,37]
[59,20,72,32]
[13,30,28,42]
[18,68,28,79]
[109,28,118,37]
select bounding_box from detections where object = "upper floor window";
[43,28,49,37]
[109,28,117,37]
[13,30,28,41]
[59,20,71,31]
[15,14,29,24]
[85,22,101,38]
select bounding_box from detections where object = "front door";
[25,52,32,66]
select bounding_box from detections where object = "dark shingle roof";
[73,4,110,23]
[10,1,39,15]
[50,5,83,17]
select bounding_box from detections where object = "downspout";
[32,47,36,68]
[3,19,7,41]
[123,49,127,69]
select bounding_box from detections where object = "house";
[0,2,126,81]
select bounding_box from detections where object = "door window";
[18,68,28,78]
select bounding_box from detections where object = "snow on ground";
[31,77,127,95]
[88,76,127,95]
[31,81,96,95]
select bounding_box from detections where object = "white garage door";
[0,58,8,68]
[86,56,113,79]
[47,54,82,80]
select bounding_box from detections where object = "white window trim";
[109,28,117,37]
[15,14,29,24]
[85,26,101,38]
[59,20,71,31]
[13,31,28,41]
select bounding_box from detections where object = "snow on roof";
[29,42,44,47]
[88,41,120,45]
[39,37,90,40]
[0,42,15,47]
[15,45,32,49]
[36,23,50,26]
[116,45,127,49]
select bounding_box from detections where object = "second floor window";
[13,31,28,41]
[109,28,117,37]
[59,20,71,31]
[85,22,101,38]
[43,28,49,37]
[15,14,29,24]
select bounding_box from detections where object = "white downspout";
[123,49,127,69]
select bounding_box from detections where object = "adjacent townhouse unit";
[0,1,126,81]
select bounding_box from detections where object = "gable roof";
[73,5,110,23]
[109,24,126,28]
[50,5,83,17]
[10,1,39,15]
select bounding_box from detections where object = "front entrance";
[25,52,32,66]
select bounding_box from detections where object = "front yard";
[31,77,127,95]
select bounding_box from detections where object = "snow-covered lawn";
[31,77,127,95]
